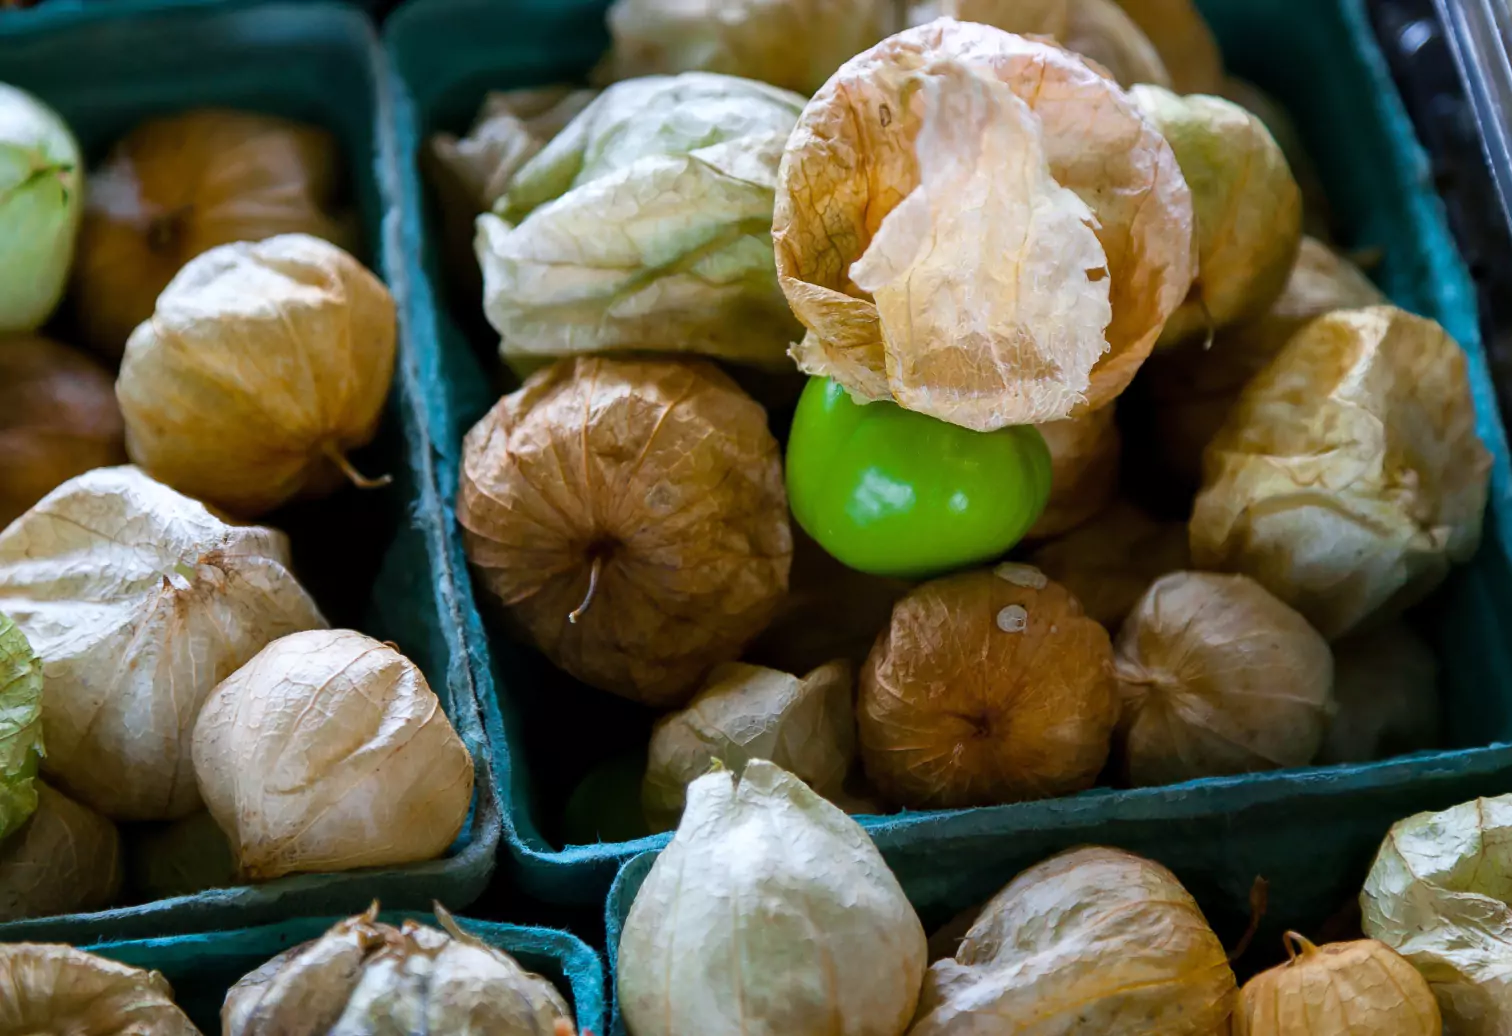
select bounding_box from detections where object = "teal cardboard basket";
[385,0,1512,908]
[82,911,606,1035]
[0,0,501,941]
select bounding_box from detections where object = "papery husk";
[1361,793,1512,1034]
[476,73,806,369]
[0,782,121,922]
[920,0,1069,35]
[911,846,1237,1035]
[1218,77,1334,241]
[457,357,792,708]
[1027,404,1120,540]
[117,233,398,519]
[0,334,126,528]
[1114,571,1335,786]
[1113,0,1223,94]
[1190,306,1491,639]
[1028,501,1190,629]
[1234,932,1441,1036]
[1064,0,1173,88]
[193,630,474,882]
[774,19,1195,430]
[1318,621,1440,765]
[129,810,237,901]
[72,108,354,358]
[0,942,200,1034]
[643,660,855,831]
[1131,85,1303,348]
[618,760,927,1036]
[0,84,81,335]
[0,611,42,842]
[0,466,327,821]
[858,565,1118,809]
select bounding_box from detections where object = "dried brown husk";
[1029,501,1190,629]
[1063,0,1173,88]
[858,565,1118,809]
[1218,77,1335,241]
[0,783,121,922]
[911,846,1237,1035]
[1113,0,1223,94]
[643,660,855,831]
[192,630,475,882]
[1027,404,1120,540]
[0,943,200,1034]
[71,108,355,359]
[0,334,125,528]
[458,357,792,707]
[1234,933,1441,1035]
[1115,571,1335,786]
[116,233,397,519]
[1191,306,1492,639]
[774,20,1195,430]
[1318,621,1440,765]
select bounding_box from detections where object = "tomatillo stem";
[569,555,605,625]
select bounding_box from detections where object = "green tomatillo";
[786,378,1052,578]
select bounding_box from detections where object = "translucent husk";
[1112,0,1223,94]
[0,465,327,822]
[858,566,1118,809]
[1318,621,1440,765]
[1190,306,1492,639]
[129,810,237,901]
[0,84,81,335]
[1115,572,1335,786]
[0,782,121,922]
[911,846,1237,1035]
[0,943,200,1034]
[192,630,475,881]
[617,760,927,1036]
[774,19,1195,430]
[1027,404,1121,540]
[116,233,398,519]
[0,611,42,842]
[457,357,792,708]
[1028,501,1190,630]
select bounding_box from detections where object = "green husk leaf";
[0,611,44,841]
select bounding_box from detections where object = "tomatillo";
[786,378,1052,578]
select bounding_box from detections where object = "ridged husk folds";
[1029,501,1190,630]
[117,233,398,519]
[458,357,792,708]
[0,466,327,821]
[192,630,474,882]
[1319,621,1440,765]
[911,847,1237,1034]
[1191,306,1492,639]
[1028,404,1121,540]
[0,943,200,1035]
[774,19,1195,430]
[0,611,42,842]
[71,108,353,358]
[1115,571,1334,786]
[0,783,121,922]
[859,565,1118,810]
[1113,0,1223,94]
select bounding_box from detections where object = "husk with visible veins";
[1115,572,1335,786]
[457,357,792,708]
[774,19,1195,430]
[1028,404,1121,540]
[1029,501,1190,630]
[1218,77,1334,241]
[1191,306,1491,639]
[0,783,121,922]
[859,565,1118,810]
[1113,0,1223,94]
[117,233,397,519]
[0,611,42,842]
[0,465,327,821]
[193,630,474,882]
[1319,621,1440,765]
[0,943,201,1034]
[1063,0,1173,88]
[912,847,1237,1035]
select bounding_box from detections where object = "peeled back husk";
[192,629,475,882]
[0,782,121,923]
[1063,0,1173,88]
[0,611,42,842]
[1028,404,1121,540]
[774,19,1195,430]
[643,660,855,831]
[117,233,398,519]
[1029,501,1190,630]
[0,943,200,1035]
[1113,0,1223,94]
[911,846,1237,1035]
[0,466,327,821]
[617,760,927,1036]
[1318,621,1440,765]
[0,84,81,334]
[1191,306,1492,639]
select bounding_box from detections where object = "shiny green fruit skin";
[786,378,1053,579]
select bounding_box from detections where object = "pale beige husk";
[1028,404,1120,540]
[0,465,327,821]
[1361,793,1512,1034]
[1218,77,1334,241]
[859,566,1118,810]
[1131,85,1302,348]
[0,943,200,1034]
[117,233,397,519]
[192,629,474,881]
[0,783,121,923]
[1063,0,1173,87]
[1115,572,1334,786]
[1235,933,1441,1036]
[774,19,1195,430]
[457,357,791,708]
[1029,501,1190,629]
[643,660,855,831]
[911,846,1237,1035]
[618,760,927,1036]
[1318,621,1440,765]
[1191,306,1492,639]
[1113,0,1223,94]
